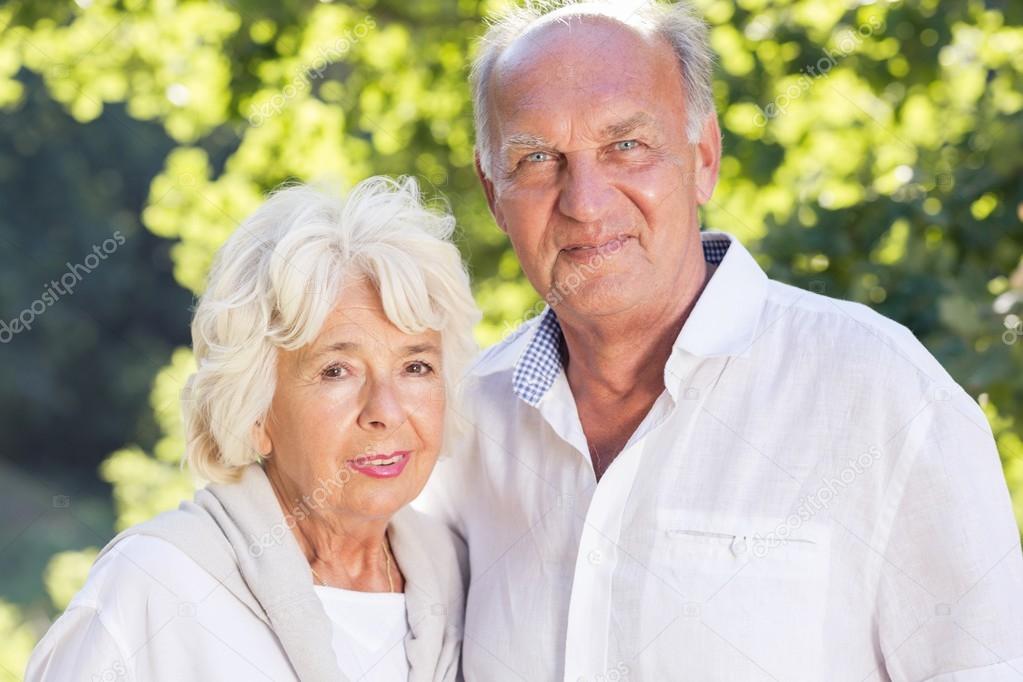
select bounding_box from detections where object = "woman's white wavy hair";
[182,176,480,484]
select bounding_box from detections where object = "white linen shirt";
[415,231,1023,681]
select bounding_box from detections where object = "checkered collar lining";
[511,236,731,406]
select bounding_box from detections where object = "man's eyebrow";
[499,114,654,158]
[601,112,655,139]
[502,133,555,154]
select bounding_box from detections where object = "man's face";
[478,16,720,323]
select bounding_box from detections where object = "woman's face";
[258,278,445,523]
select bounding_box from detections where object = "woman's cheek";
[403,380,445,436]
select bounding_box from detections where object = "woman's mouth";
[347,450,411,479]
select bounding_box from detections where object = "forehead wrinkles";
[490,25,682,149]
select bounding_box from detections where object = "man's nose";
[557,154,616,224]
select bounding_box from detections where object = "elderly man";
[416,1,1023,680]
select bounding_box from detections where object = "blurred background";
[1,0,1022,677]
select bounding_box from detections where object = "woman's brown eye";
[407,361,434,375]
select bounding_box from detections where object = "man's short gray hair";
[471,0,716,179]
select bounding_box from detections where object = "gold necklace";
[310,540,396,592]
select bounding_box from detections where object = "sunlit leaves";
[0,599,35,677]
[100,445,193,530]
[982,397,1023,531]
[42,549,98,611]
[16,1,238,139]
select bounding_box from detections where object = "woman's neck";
[264,463,403,592]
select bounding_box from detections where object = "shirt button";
[587,549,603,565]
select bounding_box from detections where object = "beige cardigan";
[94,464,465,682]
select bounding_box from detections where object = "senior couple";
[27,1,1023,681]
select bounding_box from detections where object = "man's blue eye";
[616,140,639,151]
[527,152,549,163]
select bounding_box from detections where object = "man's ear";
[475,150,508,234]
[694,114,722,206]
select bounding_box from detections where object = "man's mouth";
[561,235,634,256]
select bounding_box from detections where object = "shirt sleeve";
[25,604,136,682]
[877,393,1023,681]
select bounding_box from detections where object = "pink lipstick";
[347,450,411,479]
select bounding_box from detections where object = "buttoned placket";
[558,349,729,681]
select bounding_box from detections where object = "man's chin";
[549,277,642,320]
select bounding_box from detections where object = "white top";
[315,585,410,681]
[415,231,1023,681]
[26,534,410,681]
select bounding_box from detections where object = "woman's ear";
[252,419,273,457]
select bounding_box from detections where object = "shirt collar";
[511,231,765,407]
[673,231,768,358]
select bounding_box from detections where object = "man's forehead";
[490,22,681,147]
[491,15,679,113]
[495,12,665,79]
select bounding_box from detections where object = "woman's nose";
[357,378,406,433]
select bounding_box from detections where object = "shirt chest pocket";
[646,511,832,681]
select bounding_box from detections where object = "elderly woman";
[26,176,479,682]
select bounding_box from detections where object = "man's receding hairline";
[493,8,669,76]
[486,12,682,121]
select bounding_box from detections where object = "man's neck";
[561,260,715,396]
[559,259,717,479]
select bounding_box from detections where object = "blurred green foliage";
[0,73,193,480]
[1,0,1022,677]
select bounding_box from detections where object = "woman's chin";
[342,486,413,521]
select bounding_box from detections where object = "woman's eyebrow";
[303,341,360,364]
[308,340,439,360]
[401,342,440,356]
